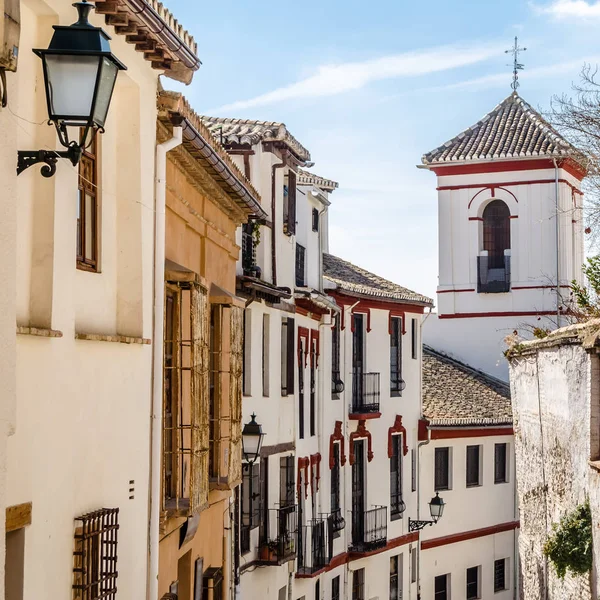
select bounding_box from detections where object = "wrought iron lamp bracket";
[408,518,436,532]
[17,144,83,178]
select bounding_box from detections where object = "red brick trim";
[349,412,381,421]
[437,289,476,294]
[349,419,374,465]
[310,453,321,493]
[430,427,514,439]
[418,418,430,442]
[310,329,320,367]
[298,327,309,366]
[351,308,371,333]
[329,421,347,469]
[388,311,407,335]
[388,415,409,457]
[421,521,520,550]
[328,292,427,316]
[295,306,322,321]
[468,217,483,221]
[439,311,557,320]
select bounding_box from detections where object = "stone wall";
[508,323,600,599]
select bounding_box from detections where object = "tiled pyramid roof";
[323,254,433,307]
[199,116,311,162]
[422,92,579,165]
[422,346,512,427]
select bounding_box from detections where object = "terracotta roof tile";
[422,346,512,427]
[422,92,579,165]
[323,254,433,306]
[199,116,311,162]
[297,168,339,192]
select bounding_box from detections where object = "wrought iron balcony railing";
[351,372,380,415]
[477,254,511,293]
[297,518,333,575]
[257,506,297,565]
[350,505,387,553]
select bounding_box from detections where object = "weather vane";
[505,36,526,91]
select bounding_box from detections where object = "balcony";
[350,372,380,418]
[257,506,297,565]
[241,225,259,277]
[329,507,345,535]
[477,254,510,293]
[297,518,333,575]
[350,506,387,553]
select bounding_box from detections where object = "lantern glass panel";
[92,57,119,127]
[242,433,260,461]
[430,497,445,520]
[44,54,100,122]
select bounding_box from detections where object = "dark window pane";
[434,448,449,491]
[494,559,506,592]
[466,446,480,487]
[466,566,479,600]
[434,575,448,600]
[390,555,399,600]
[483,200,510,268]
[495,443,507,484]
[295,244,306,287]
[411,319,418,360]
[390,435,404,519]
[352,569,365,600]
[332,576,340,600]
[390,317,403,395]
[312,207,319,232]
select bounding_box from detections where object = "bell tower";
[421,92,586,380]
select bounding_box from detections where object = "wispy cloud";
[533,0,600,18]
[207,43,504,114]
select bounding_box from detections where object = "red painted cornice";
[421,520,520,550]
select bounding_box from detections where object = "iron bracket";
[17,145,83,178]
[408,518,436,532]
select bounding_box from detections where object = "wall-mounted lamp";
[17,0,126,177]
[242,414,265,465]
[408,492,446,532]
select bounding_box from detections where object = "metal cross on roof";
[505,36,527,91]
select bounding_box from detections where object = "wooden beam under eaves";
[6,502,32,532]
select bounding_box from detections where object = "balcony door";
[352,440,366,545]
[483,200,510,268]
[353,314,365,406]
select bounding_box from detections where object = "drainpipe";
[148,125,183,600]
[553,159,560,328]
[318,205,327,293]
[271,154,287,286]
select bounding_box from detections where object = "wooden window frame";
[331,576,340,600]
[434,447,450,491]
[466,566,480,600]
[434,574,449,600]
[494,443,508,484]
[352,568,365,600]
[77,132,100,272]
[466,445,481,488]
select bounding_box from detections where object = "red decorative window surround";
[349,419,374,465]
[340,306,346,331]
[310,453,321,493]
[388,415,409,458]
[298,326,310,367]
[418,418,430,442]
[388,311,407,335]
[329,420,347,469]
[297,456,310,499]
[351,308,371,333]
[310,329,320,367]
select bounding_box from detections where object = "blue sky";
[164,0,600,302]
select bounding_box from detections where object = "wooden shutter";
[286,318,295,394]
[287,171,297,235]
[190,282,210,513]
[251,464,260,526]
[434,447,449,491]
[228,305,244,487]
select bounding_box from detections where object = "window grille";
[280,455,295,508]
[295,244,306,287]
[331,444,340,515]
[390,317,404,396]
[390,435,405,519]
[332,315,342,397]
[495,443,507,484]
[494,559,506,592]
[163,281,210,516]
[466,445,481,487]
[434,447,450,491]
[241,222,256,274]
[73,508,119,600]
[352,569,365,600]
[299,339,305,439]
[77,131,98,271]
[310,340,316,436]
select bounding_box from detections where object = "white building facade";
[3,1,198,599]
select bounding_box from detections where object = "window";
[283,171,297,236]
[312,207,319,232]
[310,339,316,437]
[483,200,510,269]
[281,318,295,395]
[299,338,305,440]
[352,569,365,600]
[411,449,416,492]
[280,455,295,507]
[262,314,270,396]
[410,548,417,584]
[332,315,342,397]
[241,222,256,274]
[73,508,119,600]
[434,574,449,600]
[466,566,480,599]
[203,567,224,600]
[332,576,340,600]
[296,243,306,287]
[331,444,341,515]
[259,457,269,544]
[243,310,251,395]
[466,445,481,487]
[411,319,418,360]
[390,555,403,600]
[494,558,507,592]
[315,579,320,600]
[77,132,98,271]
[434,447,450,491]
[390,435,405,520]
[242,463,260,532]
[278,587,287,600]
[495,443,508,484]
[390,317,404,396]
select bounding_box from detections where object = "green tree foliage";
[543,502,593,580]
[571,256,600,320]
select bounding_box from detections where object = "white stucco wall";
[5,1,161,597]
[509,341,599,599]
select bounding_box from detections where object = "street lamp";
[17,0,126,177]
[408,493,446,532]
[242,414,265,465]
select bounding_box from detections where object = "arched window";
[483,200,510,268]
